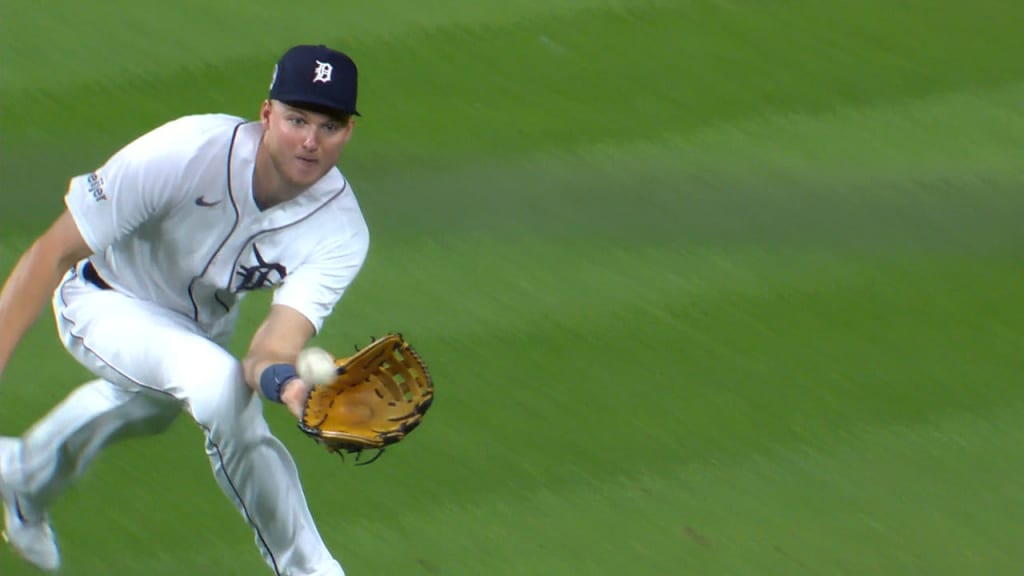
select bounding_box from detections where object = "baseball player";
[0,44,367,575]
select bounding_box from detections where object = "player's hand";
[280,378,312,420]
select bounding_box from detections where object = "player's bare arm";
[243,303,317,418]
[0,210,91,378]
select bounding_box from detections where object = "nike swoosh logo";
[195,196,222,207]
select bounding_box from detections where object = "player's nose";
[300,128,319,151]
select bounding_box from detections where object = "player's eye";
[322,122,339,133]
[288,117,307,126]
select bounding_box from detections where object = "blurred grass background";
[2,1,1023,574]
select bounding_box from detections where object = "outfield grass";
[2,1,1023,574]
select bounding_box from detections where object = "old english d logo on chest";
[235,244,287,291]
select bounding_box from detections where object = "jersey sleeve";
[272,215,370,334]
[64,122,193,252]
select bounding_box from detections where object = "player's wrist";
[258,363,298,403]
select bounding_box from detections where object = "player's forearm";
[0,212,91,378]
[242,304,316,414]
[0,240,78,375]
[241,327,304,393]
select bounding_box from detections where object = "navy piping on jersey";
[57,276,282,576]
[186,122,245,324]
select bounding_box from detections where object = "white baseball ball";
[297,347,337,387]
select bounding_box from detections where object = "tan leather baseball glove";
[299,333,434,464]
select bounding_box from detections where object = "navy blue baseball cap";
[269,45,359,117]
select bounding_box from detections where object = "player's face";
[260,100,354,188]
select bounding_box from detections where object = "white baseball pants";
[2,264,344,576]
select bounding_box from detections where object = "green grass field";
[2,1,1024,574]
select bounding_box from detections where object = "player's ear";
[259,100,273,128]
[341,117,355,145]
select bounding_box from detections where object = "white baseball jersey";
[64,114,369,341]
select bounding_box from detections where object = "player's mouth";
[292,156,323,182]
[294,156,321,174]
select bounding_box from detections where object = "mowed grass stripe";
[6,79,1023,250]
[4,80,1023,246]
[561,82,1024,185]
[305,404,1024,576]
[334,241,904,336]
[0,0,665,95]
[341,81,1024,255]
